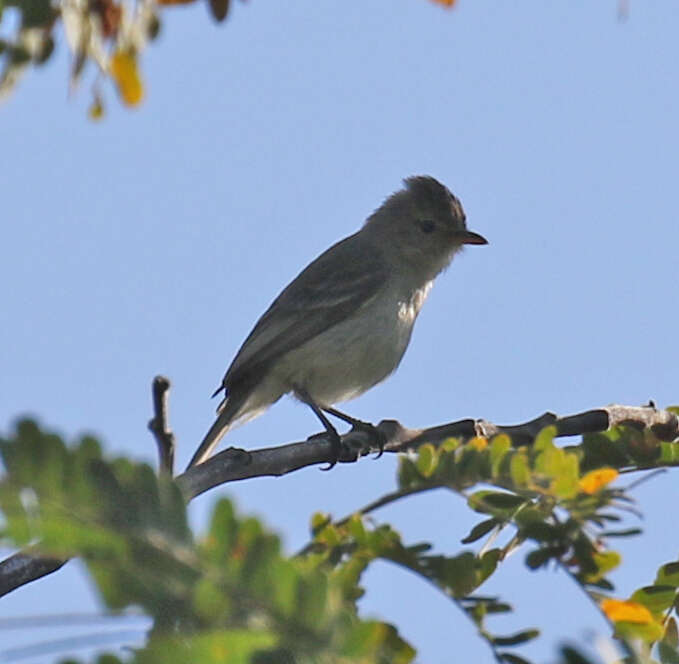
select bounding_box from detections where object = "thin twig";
[147,375,175,475]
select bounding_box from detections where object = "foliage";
[1,415,679,663]
[0,0,456,114]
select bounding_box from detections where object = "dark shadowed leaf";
[461,518,499,544]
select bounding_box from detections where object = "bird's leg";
[321,406,386,458]
[293,386,343,470]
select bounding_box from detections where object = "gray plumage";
[188,176,487,468]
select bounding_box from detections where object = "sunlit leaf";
[490,434,511,476]
[631,585,676,615]
[600,598,654,623]
[579,468,618,494]
[656,562,679,588]
[659,442,679,464]
[584,551,621,583]
[533,425,557,451]
[469,436,488,451]
[110,50,144,106]
[416,443,438,477]
[614,619,664,642]
[509,452,530,487]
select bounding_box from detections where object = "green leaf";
[398,457,421,489]
[338,620,415,662]
[493,629,539,646]
[490,434,512,476]
[479,549,501,584]
[461,518,499,544]
[659,442,679,464]
[519,520,560,542]
[485,601,512,614]
[659,641,679,664]
[525,546,564,569]
[559,645,596,664]
[614,620,664,642]
[425,552,479,597]
[416,443,438,477]
[656,562,679,588]
[533,425,557,451]
[509,452,531,487]
[584,551,621,582]
[136,630,278,664]
[599,528,642,538]
[310,512,331,535]
[468,491,527,517]
[665,617,679,648]
[551,452,580,499]
[499,653,535,664]
[631,585,677,614]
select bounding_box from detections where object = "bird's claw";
[347,420,387,459]
[307,430,358,470]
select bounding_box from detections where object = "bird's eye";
[418,219,436,234]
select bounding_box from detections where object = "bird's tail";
[186,397,242,469]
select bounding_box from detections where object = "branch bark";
[147,375,175,475]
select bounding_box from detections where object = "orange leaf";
[110,51,144,106]
[579,468,618,494]
[431,0,457,6]
[601,598,654,624]
[469,436,488,451]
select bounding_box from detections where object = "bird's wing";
[220,232,388,394]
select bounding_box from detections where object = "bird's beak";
[456,230,488,245]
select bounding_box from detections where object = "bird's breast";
[278,280,434,406]
[397,280,433,324]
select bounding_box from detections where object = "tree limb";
[0,551,67,597]
[2,392,677,597]
[177,402,679,499]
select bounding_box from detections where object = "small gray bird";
[188,176,487,468]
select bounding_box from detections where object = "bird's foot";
[307,429,356,469]
[345,420,387,459]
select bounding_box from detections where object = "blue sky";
[2,1,679,662]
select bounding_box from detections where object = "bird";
[187,176,487,469]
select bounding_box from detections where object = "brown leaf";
[208,0,229,22]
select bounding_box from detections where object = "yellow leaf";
[601,598,654,624]
[88,97,104,121]
[579,468,618,494]
[110,51,144,106]
[469,436,488,451]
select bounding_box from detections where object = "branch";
[2,399,678,596]
[147,375,175,475]
[177,403,679,499]
[0,552,67,597]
